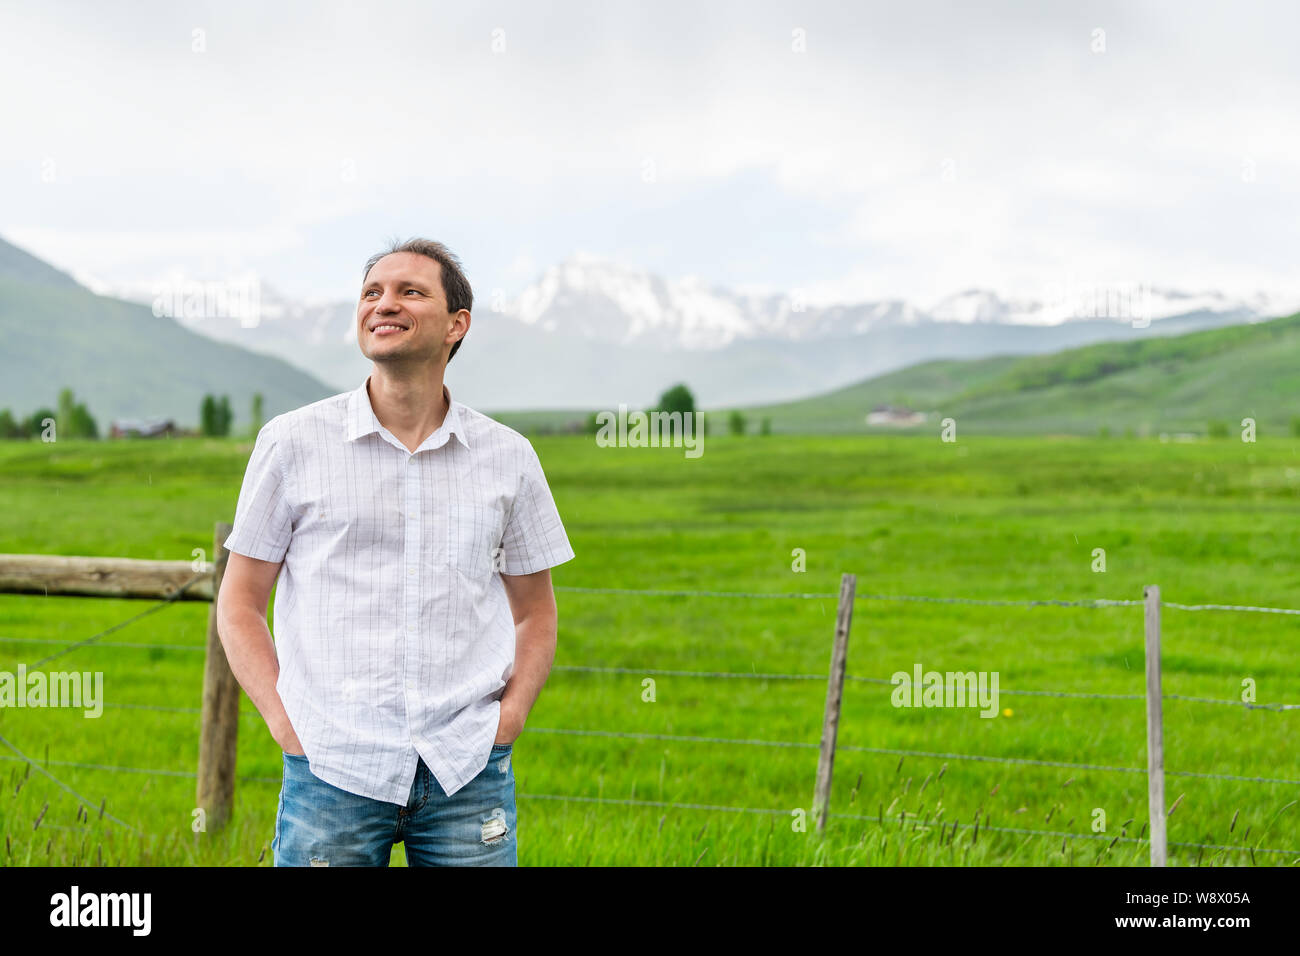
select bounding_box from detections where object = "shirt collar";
[346,375,470,450]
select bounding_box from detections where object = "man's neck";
[367,365,449,453]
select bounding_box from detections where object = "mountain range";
[5,234,1298,427]
[87,252,1299,412]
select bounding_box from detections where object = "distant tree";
[58,388,75,435]
[1291,416,1300,438]
[0,409,18,439]
[23,407,57,440]
[1208,420,1230,439]
[728,410,747,436]
[655,384,695,417]
[584,411,602,435]
[250,392,264,436]
[200,394,217,436]
[216,395,233,436]
[1098,425,1111,439]
[760,416,772,436]
[52,388,97,439]
[69,403,98,439]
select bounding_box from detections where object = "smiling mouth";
[370,324,408,335]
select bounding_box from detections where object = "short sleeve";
[500,444,575,575]
[223,420,294,563]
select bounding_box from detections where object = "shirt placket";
[403,451,423,750]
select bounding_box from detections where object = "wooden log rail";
[0,554,214,601]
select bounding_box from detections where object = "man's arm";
[496,568,559,745]
[216,552,303,755]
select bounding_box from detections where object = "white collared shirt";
[222,375,575,804]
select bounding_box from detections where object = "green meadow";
[0,432,1296,866]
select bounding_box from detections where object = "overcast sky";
[2,0,1298,308]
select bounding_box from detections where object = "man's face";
[357,252,468,365]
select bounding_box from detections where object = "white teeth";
[374,325,405,332]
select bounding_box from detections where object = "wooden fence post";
[197,521,239,831]
[814,573,856,833]
[1143,584,1167,867]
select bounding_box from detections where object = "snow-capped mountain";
[86,253,1300,408]
[509,255,783,348]
[928,289,1043,324]
[925,285,1294,327]
[506,256,934,348]
[505,257,1294,348]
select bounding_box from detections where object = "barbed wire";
[555,584,1300,616]
[844,675,1299,712]
[0,753,280,785]
[824,808,1299,857]
[22,571,209,669]
[0,733,137,831]
[1163,693,1299,712]
[2,753,1286,858]
[557,665,1297,711]
[524,727,1300,786]
[12,579,1300,613]
[518,793,1298,857]
[1163,601,1300,615]
[5,736,1294,850]
[3,576,1297,859]
[0,636,204,652]
[555,585,1141,608]
[8,723,1295,787]
[0,646,1292,713]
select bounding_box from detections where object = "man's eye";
[406,289,422,295]
[363,290,377,297]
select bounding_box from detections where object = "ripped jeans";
[272,744,517,867]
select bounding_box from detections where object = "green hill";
[0,235,82,290]
[737,312,1300,436]
[0,240,337,431]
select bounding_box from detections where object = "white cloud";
[1,0,1298,305]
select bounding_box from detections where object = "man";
[216,238,574,866]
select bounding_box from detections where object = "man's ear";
[449,309,470,344]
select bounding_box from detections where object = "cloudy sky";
[2,0,1298,309]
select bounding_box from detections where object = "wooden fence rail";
[0,554,214,601]
[0,524,236,829]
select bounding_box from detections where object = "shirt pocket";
[447,500,506,581]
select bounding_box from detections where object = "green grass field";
[0,432,1297,866]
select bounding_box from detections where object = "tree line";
[0,389,265,440]
[0,388,98,439]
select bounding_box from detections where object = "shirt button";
[407,624,415,632]
[407,567,415,575]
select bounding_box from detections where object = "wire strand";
[22,571,209,669]
[518,793,1298,856]
[555,584,1300,615]
[0,733,137,831]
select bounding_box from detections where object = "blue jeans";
[273,744,517,866]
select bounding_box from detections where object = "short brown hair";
[362,238,473,362]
